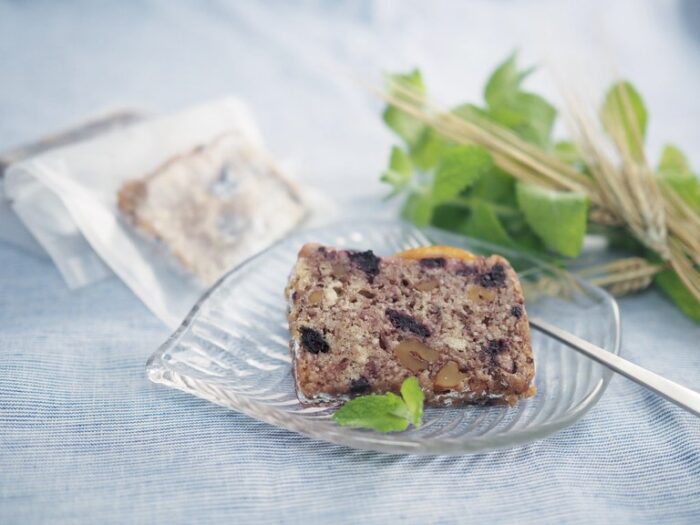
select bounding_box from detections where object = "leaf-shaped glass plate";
[147,221,620,455]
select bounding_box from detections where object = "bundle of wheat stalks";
[381,80,700,304]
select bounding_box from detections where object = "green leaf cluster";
[333,377,425,433]
[382,54,589,259]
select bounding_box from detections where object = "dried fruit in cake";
[286,243,535,406]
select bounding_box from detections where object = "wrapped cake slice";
[286,244,535,406]
[118,132,306,285]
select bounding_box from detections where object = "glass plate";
[147,221,621,455]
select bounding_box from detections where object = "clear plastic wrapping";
[4,98,305,328]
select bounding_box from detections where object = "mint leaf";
[411,127,451,170]
[383,70,427,148]
[657,144,700,214]
[654,268,700,323]
[400,377,424,427]
[554,141,579,163]
[487,92,556,147]
[471,165,517,206]
[333,378,425,433]
[512,92,556,142]
[480,54,556,147]
[461,200,517,248]
[659,143,690,173]
[452,102,491,122]
[516,182,589,257]
[502,213,547,254]
[433,145,493,202]
[333,393,409,433]
[381,146,413,198]
[384,106,424,149]
[431,204,469,233]
[484,52,533,107]
[401,191,434,226]
[554,141,591,178]
[602,81,647,161]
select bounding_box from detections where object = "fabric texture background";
[1,242,699,524]
[1,1,699,523]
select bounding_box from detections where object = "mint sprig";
[333,377,425,433]
[382,53,585,260]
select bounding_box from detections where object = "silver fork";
[531,317,700,417]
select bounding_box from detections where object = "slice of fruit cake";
[285,244,535,406]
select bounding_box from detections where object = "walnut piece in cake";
[286,244,535,406]
[118,132,306,285]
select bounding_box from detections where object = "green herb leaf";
[400,377,424,427]
[430,204,469,233]
[481,54,556,147]
[401,191,434,226]
[381,146,413,198]
[516,182,589,257]
[452,102,491,121]
[554,141,580,163]
[432,146,493,203]
[411,127,451,170]
[333,378,425,433]
[460,200,517,248]
[658,143,690,173]
[383,70,427,148]
[654,268,700,323]
[333,393,410,433]
[657,144,700,215]
[470,165,517,206]
[484,52,533,107]
[501,213,547,254]
[601,81,648,161]
[487,92,556,147]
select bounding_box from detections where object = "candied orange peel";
[396,245,477,262]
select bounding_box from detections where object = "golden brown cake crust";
[286,244,535,406]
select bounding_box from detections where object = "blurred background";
[1,0,699,203]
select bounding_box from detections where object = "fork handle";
[530,317,700,418]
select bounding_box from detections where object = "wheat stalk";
[575,257,665,296]
[379,78,700,303]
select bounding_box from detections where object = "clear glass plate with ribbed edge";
[146,220,620,455]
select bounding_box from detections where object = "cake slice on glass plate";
[286,244,535,406]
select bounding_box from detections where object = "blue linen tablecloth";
[1,237,700,524]
[1,1,700,523]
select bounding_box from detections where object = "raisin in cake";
[286,244,535,406]
[118,132,306,285]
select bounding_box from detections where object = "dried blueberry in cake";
[348,250,381,279]
[300,327,329,354]
[385,309,431,338]
[419,257,446,269]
